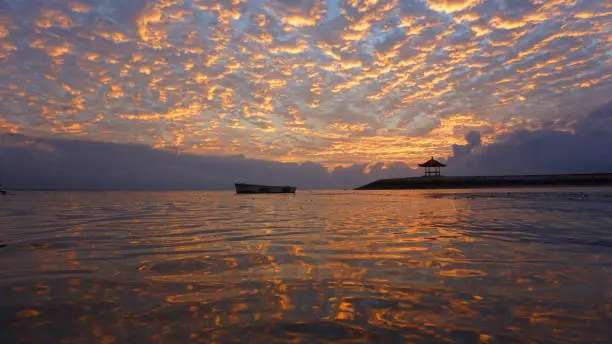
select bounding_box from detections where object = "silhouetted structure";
[418,157,446,177]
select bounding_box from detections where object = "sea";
[1,187,612,343]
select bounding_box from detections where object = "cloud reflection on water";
[2,189,612,342]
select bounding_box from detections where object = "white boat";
[235,183,296,194]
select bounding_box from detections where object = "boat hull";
[235,183,296,194]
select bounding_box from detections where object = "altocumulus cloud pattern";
[0,0,611,168]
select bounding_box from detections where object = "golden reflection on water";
[2,189,612,343]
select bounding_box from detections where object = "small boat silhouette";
[234,183,296,194]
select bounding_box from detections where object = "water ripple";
[2,189,612,343]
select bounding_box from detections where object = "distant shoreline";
[355,173,612,190]
[2,189,232,192]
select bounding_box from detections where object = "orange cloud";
[426,0,481,13]
[0,0,609,168]
[36,9,78,29]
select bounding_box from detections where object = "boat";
[234,183,296,194]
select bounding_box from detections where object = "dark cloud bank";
[447,100,612,176]
[1,137,418,190]
[2,101,612,190]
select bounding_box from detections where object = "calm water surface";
[2,188,612,343]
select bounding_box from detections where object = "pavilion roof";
[418,157,446,167]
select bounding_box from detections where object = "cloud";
[451,130,481,157]
[446,101,612,175]
[2,135,419,190]
[426,0,482,13]
[5,101,612,190]
[0,0,611,169]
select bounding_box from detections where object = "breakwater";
[356,173,612,190]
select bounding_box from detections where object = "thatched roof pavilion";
[418,157,446,177]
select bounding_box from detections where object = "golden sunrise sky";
[1,0,611,168]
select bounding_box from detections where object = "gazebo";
[418,157,446,177]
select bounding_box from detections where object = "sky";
[0,0,611,188]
